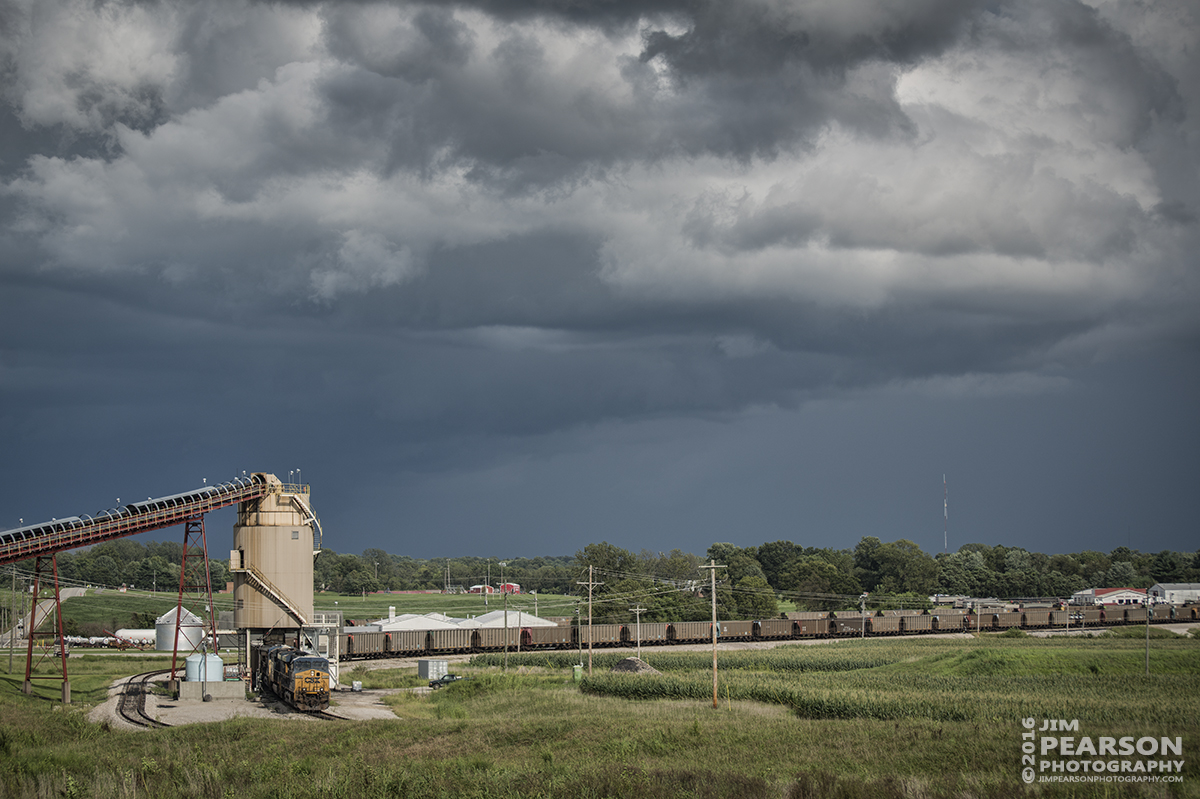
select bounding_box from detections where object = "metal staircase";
[231,563,309,627]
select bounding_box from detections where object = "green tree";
[755,540,803,589]
[731,575,778,619]
[575,542,638,577]
[1103,561,1138,587]
[705,543,765,584]
[871,539,938,595]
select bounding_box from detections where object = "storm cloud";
[1,0,1197,558]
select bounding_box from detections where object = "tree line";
[19,536,1196,624]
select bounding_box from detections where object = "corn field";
[480,636,1200,724]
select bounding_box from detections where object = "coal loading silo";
[232,474,316,631]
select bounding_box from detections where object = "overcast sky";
[1,0,1197,561]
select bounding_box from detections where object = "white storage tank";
[185,653,224,682]
[156,607,206,652]
[113,629,155,647]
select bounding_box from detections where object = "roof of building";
[156,607,203,625]
[467,610,557,628]
[1150,583,1200,590]
[1094,587,1146,596]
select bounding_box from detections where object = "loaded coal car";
[793,618,834,637]
[719,620,754,641]
[931,613,968,632]
[522,625,574,649]
[625,622,669,645]
[343,630,389,659]
[902,614,934,634]
[574,623,625,647]
[754,619,795,640]
[869,615,902,635]
[256,644,331,712]
[668,621,712,644]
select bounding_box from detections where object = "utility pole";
[630,606,646,660]
[700,560,726,709]
[576,566,603,676]
[860,593,868,639]
[1145,596,1151,677]
[8,567,15,674]
[501,561,508,672]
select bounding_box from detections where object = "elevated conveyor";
[0,474,270,566]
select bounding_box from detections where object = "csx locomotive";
[256,644,331,712]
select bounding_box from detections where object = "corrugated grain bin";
[156,608,205,652]
[719,620,754,640]
[755,619,794,639]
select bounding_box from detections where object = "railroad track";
[313,709,349,721]
[116,669,172,729]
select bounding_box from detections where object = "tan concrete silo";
[232,474,316,630]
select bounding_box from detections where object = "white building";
[1148,583,1200,605]
[1071,587,1147,606]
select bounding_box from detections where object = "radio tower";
[943,474,948,555]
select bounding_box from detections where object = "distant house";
[1071,587,1146,606]
[1148,583,1200,605]
[498,582,521,594]
[468,584,495,594]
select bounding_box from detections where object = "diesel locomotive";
[256,644,331,712]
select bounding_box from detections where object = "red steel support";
[169,518,218,689]
[23,554,70,703]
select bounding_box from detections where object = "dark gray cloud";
[0,0,1197,558]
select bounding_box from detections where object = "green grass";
[57,590,208,635]
[0,636,1197,798]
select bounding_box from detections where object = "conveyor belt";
[0,474,270,566]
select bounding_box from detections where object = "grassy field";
[1,631,1196,798]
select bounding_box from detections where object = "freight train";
[255,644,331,712]
[338,604,1196,661]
